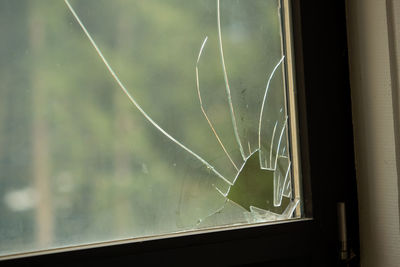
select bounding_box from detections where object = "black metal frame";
[2,1,359,266]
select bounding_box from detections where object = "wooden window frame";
[1,1,359,265]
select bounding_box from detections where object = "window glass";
[0,0,301,256]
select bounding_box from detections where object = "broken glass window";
[0,0,301,257]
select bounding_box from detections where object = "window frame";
[1,0,359,265]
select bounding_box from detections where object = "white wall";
[346,0,400,266]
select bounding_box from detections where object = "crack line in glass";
[64,0,232,186]
[217,0,246,161]
[195,36,239,171]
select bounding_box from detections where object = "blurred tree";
[29,1,53,248]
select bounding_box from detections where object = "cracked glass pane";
[0,0,302,256]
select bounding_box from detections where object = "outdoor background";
[0,0,285,255]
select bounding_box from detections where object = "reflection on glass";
[0,0,300,256]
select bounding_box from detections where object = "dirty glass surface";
[0,0,301,256]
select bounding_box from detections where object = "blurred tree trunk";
[30,3,53,247]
